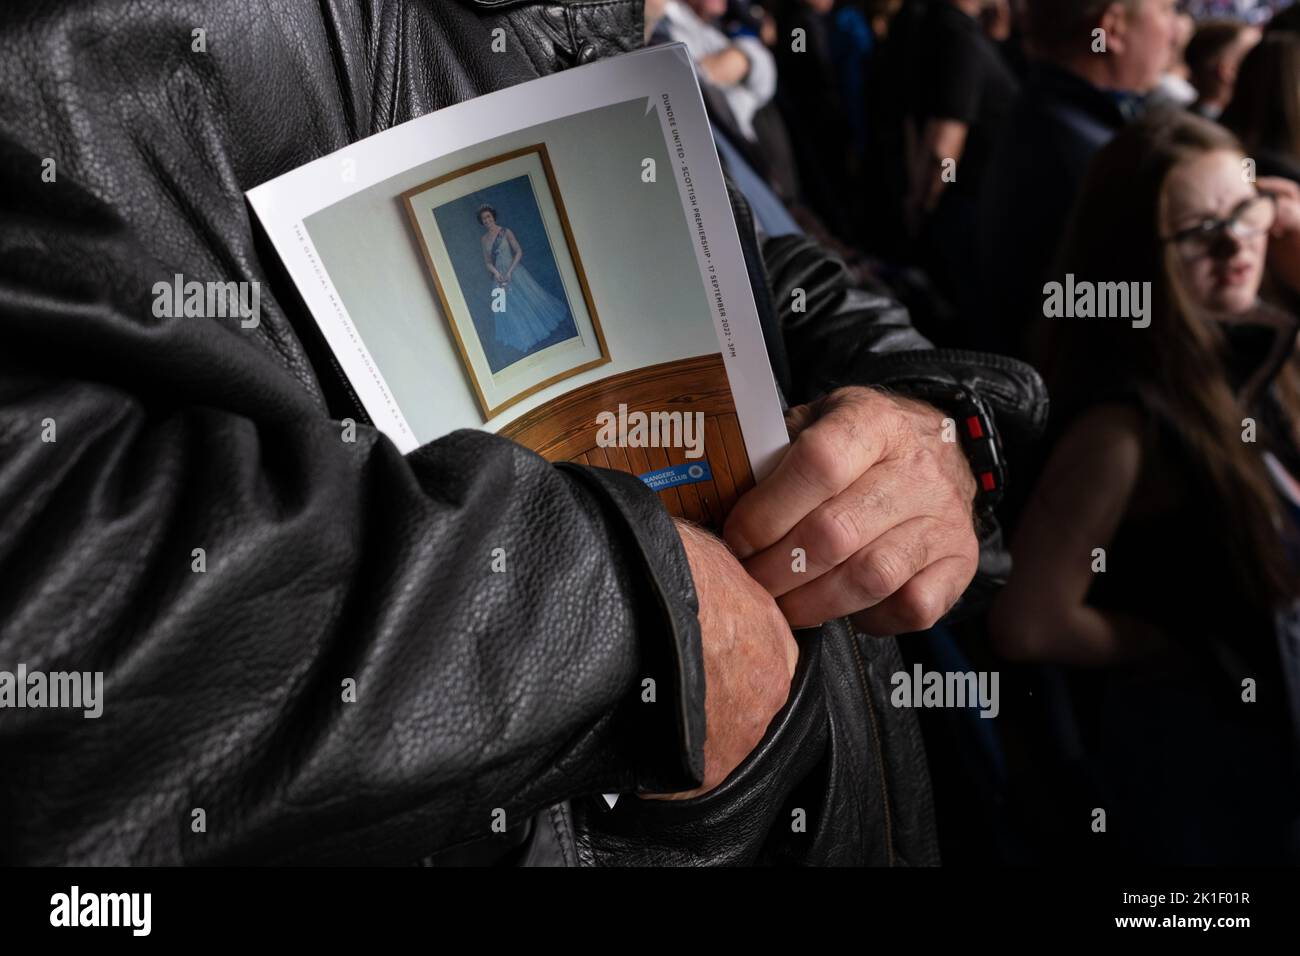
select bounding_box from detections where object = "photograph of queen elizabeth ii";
[401,143,609,420]
[469,197,575,361]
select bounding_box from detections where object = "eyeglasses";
[1163,193,1277,259]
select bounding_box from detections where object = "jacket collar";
[458,0,645,78]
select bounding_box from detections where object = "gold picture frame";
[400,143,610,421]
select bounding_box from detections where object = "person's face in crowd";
[1161,149,1271,316]
[1110,0,1180,93]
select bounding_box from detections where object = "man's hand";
[723,386,980,635]
[643,519,798,800]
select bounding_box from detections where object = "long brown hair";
[1221,32,1300,165]
[1040,108,1300,606]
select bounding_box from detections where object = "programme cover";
[247,43,786,527]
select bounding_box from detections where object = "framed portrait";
[400,143,610,420]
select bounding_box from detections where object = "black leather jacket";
[0,0,1045,865]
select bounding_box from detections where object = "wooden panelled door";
[498,353,755,529]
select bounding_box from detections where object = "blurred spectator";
[903,0,1020,315]
[769,0,863,241]
[830,0,903,164]
[661,0,778,144]
[1185,18,1262,119]
[645,0,801,236]
[1222,32,1300,181]
[1146,11,1199,108]
[991,110,1300,863]
[976,0,1178,358]
[658,0,805,209]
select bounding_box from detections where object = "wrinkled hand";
[723,386,979,635]
[642,519,798,800]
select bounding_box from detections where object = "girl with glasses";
[991,109,1300,864]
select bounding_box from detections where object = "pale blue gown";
[487,227,569,352]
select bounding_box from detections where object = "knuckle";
[809,503,865,561]
[895,585,947,632]
[836,384,882,410]
[852,547,908,602]
[792,427,848,490]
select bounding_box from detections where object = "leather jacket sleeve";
[760,230,1049,444]
[0,336,705,864]
[0,0,705,865]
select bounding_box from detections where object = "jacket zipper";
[848,631,896,866]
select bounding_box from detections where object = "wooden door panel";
[497,353,756,528]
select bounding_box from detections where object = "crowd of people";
[648,0,1300,863]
